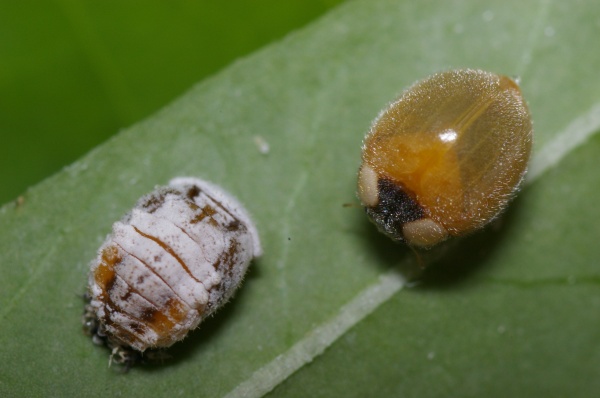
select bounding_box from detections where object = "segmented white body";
[87,177,261,352]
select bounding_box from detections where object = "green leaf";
[2,0,600,397]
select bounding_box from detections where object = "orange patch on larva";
[165,298,188,323]
[141,308,175,334]
[190,204,217,225]
[94,246,120,290]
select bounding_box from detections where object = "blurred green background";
[0,0,345,206]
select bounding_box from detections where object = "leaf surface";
[1,0,599,397]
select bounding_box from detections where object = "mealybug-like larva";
[84,177,261,365]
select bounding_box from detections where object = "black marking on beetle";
[365,178,425,242]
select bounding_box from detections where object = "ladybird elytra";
[85,177,261,357]
[358,69,533,248]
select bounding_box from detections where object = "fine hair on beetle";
[357,69,533,265]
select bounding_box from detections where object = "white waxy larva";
[86,177,261,356]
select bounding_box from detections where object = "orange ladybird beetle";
[84,177,261,366]
[358,69,533,248]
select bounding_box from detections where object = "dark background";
[0,0,346,205]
